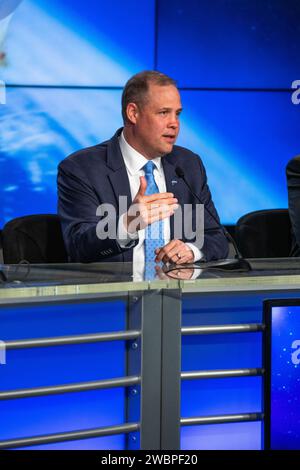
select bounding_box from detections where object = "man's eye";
[160,111,167,115]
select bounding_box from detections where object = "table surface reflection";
[1,258,300,299]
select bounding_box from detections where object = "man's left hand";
[155,240,195,265]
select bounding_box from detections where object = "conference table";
[1,258,300,450]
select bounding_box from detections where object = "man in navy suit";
[57,71,228,268]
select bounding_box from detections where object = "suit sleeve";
[57,159,137,262]
[195,157,229,261]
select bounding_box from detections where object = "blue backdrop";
[0,0,299,226]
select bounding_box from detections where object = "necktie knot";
[143,161,155,177]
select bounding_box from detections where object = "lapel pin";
[171,180,178,186]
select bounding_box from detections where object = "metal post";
[127,290,163,450]
[139,290,163,450]
[126,292,143,450]
[160,289,182,450]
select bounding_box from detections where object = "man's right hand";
[124,176,178,234]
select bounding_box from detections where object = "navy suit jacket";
[57,129,228,263]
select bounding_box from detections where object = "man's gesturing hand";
[155,239,195,265]
[124,176,178,233]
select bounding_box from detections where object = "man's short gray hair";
[121,70,177,123]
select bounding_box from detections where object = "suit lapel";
[162,156,183,240]
[106,129,132,212]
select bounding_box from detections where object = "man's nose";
[168,114,179,128]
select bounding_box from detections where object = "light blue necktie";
[143,161,165,279]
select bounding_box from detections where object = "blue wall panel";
[157,0,300,88]
[0,87,123,225]
[0,299,127,339]
[181,293,264,449]
[0,389,126,449]
[181,377,262,416]
[1,0,155,85]
[182,333,262,370]
[0,299,129,450]
[17,434,127,450]
[1,0,300,226]
[178,90,300,223]
[181,422,262,450]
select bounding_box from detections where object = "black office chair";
[2,214,68,264]
[0,229,3,264]
[286,155,300,257]
[235,209,292,258]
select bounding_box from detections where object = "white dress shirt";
[117,131,201,280]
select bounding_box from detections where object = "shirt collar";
[119,131,162,175]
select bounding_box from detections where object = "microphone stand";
[0,269,7,283]
[175,166,251,272]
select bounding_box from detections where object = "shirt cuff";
[117,213,139,248]
[185,243,204,263]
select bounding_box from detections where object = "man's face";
[132,83,182,159]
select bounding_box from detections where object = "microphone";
[175,166,251,271]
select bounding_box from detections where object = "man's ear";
[126,103,139,124]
